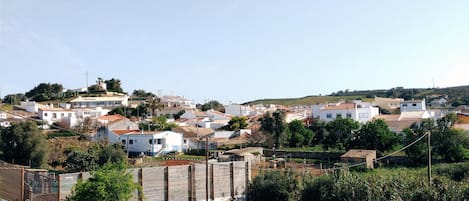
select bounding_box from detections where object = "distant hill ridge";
[243,85,469,106]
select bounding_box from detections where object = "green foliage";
[25,83,64,102]
[2,93,26,105]
[63,144,127,173]
[47,131,79,139]
[146,97,164,116]
[348,119,401,155]
[131,89,155,98]
[150,116,177,131]
[260,110,287,147]
[249,166,469,201]
[66,161,142,201]
[405,114,466,164]
[197,100,225,112]
[435,162,469,181]
[172,110,185,120]
[105,78,123,93]
[0,121,48,167]
[248,171,301,201]
[322,118,360,150]
[284,120,315,147]
[226,116,248,131]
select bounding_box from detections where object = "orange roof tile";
[321,103,356,111]
[99,114,125,122]
[112,130,139,135]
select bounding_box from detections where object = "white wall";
[400,99,426,112]
[317,106,378,123]
[225,104,251,116]
[119,131,183,156]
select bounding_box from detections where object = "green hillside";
[244,85,469,106]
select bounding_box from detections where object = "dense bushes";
[249,166,469,201]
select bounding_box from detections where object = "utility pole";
[205,136,209,201]
[427,131,432,184]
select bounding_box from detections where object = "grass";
[279,145,344,153]
[0,104,13,111]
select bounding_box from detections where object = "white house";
[119,131,183,156]
[400,99,426,112]
[70,95,129,109]
[38,107,110,128]
[399,99,431,120]
[313,102,379,123]
[224,104,253,116]
[20,101,47,113]
[161,95,196,109]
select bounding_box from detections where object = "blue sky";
[1,0,469,104]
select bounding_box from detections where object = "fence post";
[245,161,250,200]
[164,167,169,201]
[138,168,143,201]
[21,168,25,201]
[188,164,196,201]
[57,174,61,201]
[210,164,214,201]
[230,162,234,200]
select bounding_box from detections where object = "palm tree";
[147,96,164,117]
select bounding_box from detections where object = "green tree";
[248,171,300,201]
[63,148,99,172]
[132,89,155,98]
[405,115,466,164]
[323,117,360,150]
[348,119,401,154]
[197,100,225,112]
[172,110,186,120]
[3,93,26,105]
[284,120,315,147]
[25,83,64,102]
[150,116,177,131]
[226,116,248,131]
[0,121,48,167]
[63,144,127,173]
[66,162,142,201]
[404,119,435,165]
[147,97,164,116]
[260,110,287,148]
[309,120,328,145]
[105,78,123,93]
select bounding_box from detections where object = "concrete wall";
[58,161,249,201]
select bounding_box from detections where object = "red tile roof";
[98,114,125,122]
[112,130,139,135]
[321,103,356,111]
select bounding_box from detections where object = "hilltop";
[244,85,469,106]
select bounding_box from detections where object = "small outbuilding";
[341,149,377,169]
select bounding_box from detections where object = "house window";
[157,139,162,144]
[184,139,187,144]
[402,103,408,107]
[122,140,126,144]
[44,113,48,117]
[336,113,342,118]
[346,113,352,118]
[326,114,332,118]
[61,113,65,117]
[412,103,417,107]
[52,113,57,118]
[149,139,153,144]
[129,140,134,144]
[359,113,369,118]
